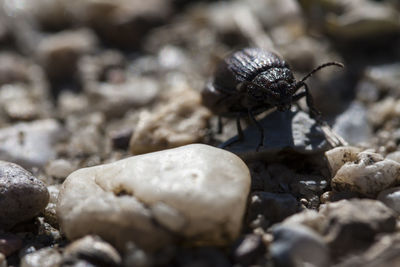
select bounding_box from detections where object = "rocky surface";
[0,161,49,230]
[327,148,400,197]
[57,144,250,251]
[130,89,211,154]
[1,0,400,265]
[223,109,331,159]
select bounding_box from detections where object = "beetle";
[202,47,344,150]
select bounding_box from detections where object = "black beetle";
[202,47,343,150]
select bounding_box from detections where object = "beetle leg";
[302,82,322,123]
[248,109,264,151]
[236,115,244,141]
[292,91,306,101]
[217,116,223,134]
[218,113,244,149]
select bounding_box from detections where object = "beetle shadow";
[223,108,329,156]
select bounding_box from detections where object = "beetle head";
[270,80,296,111]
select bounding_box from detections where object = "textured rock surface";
[325,146,362,177]
[0,161,49,229]
[320,199,396,258]
[0,119,64,169]
[62,236,121,267]
[329,150,400,197]
[57,144,250,250]
[20,248,62,267]
[270,224,330,267]
[130,89,211,154]
[224,109,331,159]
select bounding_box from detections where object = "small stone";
[87,77,160,118]
[247,192,300,227]
[330,151,400,197]
[45,159,77,180]
[66,112,105,156]
[377,187,400,214]
[0,161,49,230]
[368,97,397,127]
[333,101,372,145]
[58,91,89,117]
[71,0,173,48]
[320,190,359,204]
[62,236,121,267]
[232,234,266,266]
[224,109,331,160]
[43,185,60,227]
[363,63,400,97]
[320,199,396,258]
[110,128,133,150]
[0,119,64,169]
[0,233,23,256]
[36,28,98,82]
[325,146,362,177]
[0,53,29,86]
[270,224,330,267]
[20,247,62,267]
[282,209,327,234]
[130,89,211,154]
[57,144,250,251]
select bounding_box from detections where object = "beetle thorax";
[248,68,296,109]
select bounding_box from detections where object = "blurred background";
[1,1,400,266]
[0,0,400,163]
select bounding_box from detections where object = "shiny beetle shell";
[202,48,296,116]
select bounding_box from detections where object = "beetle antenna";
[300,62,344,83]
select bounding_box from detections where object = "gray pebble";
[270,224,330,267]
[0,161,49,230]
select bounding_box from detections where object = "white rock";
[45,159,77,179]
[20,248,62,267]
[0,119,64,169]
[325,146,363,177]
[330,151,400,197]
[57,144,250,251]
